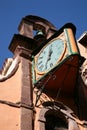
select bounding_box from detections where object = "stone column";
[9,34,36,130]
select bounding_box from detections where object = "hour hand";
[48,45,53,59]
[49,46,53,57]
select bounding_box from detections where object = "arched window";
[45,111,68,130]
[38,101,79,130]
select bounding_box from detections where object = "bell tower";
[8,15,57,130]
[18,15,57,44]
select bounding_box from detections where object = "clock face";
[36,38,66,74]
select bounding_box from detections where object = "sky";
[0,0,87,68]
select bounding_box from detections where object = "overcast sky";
[0,0,87,67]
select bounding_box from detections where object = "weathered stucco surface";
[0,62,22,130]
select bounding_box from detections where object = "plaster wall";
[0,62,22,130]
[78,42,87,59]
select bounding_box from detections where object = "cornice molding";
[0,56,20,82]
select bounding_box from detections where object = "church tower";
[0,15,87,130]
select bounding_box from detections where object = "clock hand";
[45,45,53,69]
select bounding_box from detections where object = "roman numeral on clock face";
[38,64,44,71]
[38,61,42,65]
[50,63,53,67]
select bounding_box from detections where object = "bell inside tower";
[18,15,57,45]
[34,30,45,39]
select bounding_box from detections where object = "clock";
[32,24,80,97]
[35,38,66,74]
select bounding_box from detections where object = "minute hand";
[45,46,53,69]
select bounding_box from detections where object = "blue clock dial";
[36,38,66,73]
